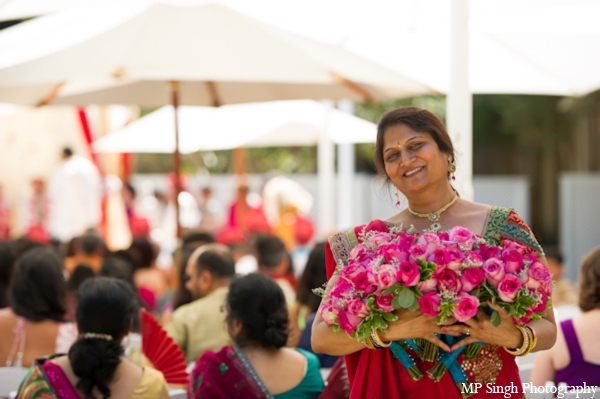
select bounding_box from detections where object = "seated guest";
[65,264,95,321]
[256,235,296,306]
[166,243,234,362]
[128,236,168,311]
[189,273,324,398]
[16,277,169,398]
[544,245,578,306]
[0,247,76,367]
[64,233,106,274]
[531,246,600,386]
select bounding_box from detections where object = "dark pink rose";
[378,244,409,264]
[528,262,552,285]
[418,278,438,293]
[354,271,378,295]
[375,294,395,312]
[453,293,480,322]
[483,258,506,288]
[409,243,428,261]
[438,231,450,241]
[397,261,420,287]
[320,304,336,325]
[347,298,370,318]
[540,280,553,297]
[449,226,474,247]
[445,246,465,271]
[330,280,352,300]
[477,244,500,261]
[428,249,450,267]
[531,293,548,313]
[398,234,416,251]
[337,310,363,335]
[497,275,522,303]
[418,233,441,254]
[460,267,485,292]
[348,245,373,266]
[437,269,462,292]
[466,252,484,267]
[515,315,531,325]
[418,292,442,317]
[377,263,398,290]
[502,249,524,274]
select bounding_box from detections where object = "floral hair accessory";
[83,332,113,341]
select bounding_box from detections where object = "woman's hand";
[379,308,457,353]
[443,301,523,352]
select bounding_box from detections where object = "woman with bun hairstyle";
[189,273,324,398]
[16,277,169,399]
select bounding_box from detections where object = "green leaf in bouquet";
[491,311,501,327]
[380,285,397,295]
[408,300,420,312]
[398,288,416,308]
[413,286,423,298]
[374,316,388,330]
[481,280,496,297]
[470,287,481,297]
[392,292,403,310]
[333,325,340,333]
[383,312,398,322]
[531,313,542,321]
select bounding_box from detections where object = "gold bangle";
[370,329,392,348]
[363,337,377,350]
[504,325,529,356]
[524,325,538,353]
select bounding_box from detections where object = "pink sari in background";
[16,356,80,399]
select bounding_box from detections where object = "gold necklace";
[408,195,458,232]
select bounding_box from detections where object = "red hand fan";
[140,309,189,385]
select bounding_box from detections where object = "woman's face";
[382,123,449,196]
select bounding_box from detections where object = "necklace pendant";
[430,222,442,232]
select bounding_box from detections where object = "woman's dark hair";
[578,247,600,312]
[9,247,66,322]
[100,254,143,330]
[0,241,16,308]
[226,273,289,349]
[296,243,327,314]
[172,245,196,310]
[374,107,455,185]
[67,264,95,293]
[255,235,287,270]
[127,236,157,270]
[68,277,137,399]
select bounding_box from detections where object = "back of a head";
[226,273,289,349]
[579,247,600,312]
[255,235,287,270]
[296,242,327,313]
[127,236,157,270]
[9,247,66,322]
[196,244,236,278]
[100,254,135,288]
[77,233,105,256]
[69,277,137,398]
[68,264,95,293]
[0,242,16,308]
[543,245,564,265]
[183,231,215,248]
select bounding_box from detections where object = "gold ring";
[466,328,470,336]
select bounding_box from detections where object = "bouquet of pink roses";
[316,221,552,381]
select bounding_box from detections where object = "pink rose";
[497,275,522,303]
[348,245,373,266]
[418,292,442,317]
[503,240,527,254]
[483,258,506,288]
[502,249,524,274]
[437,269,462,292]
[337,310,363,335]
[531,293,548,314]
[347,298,370,318]
[320,304,336,326]
[477,244,500,261]
[409,243,428,261]
[418,233,441,254]
[377,264,398,290]
[438,231,450,241]
[460,267,485,292]
[398,234,416,251]
[449,226,474,247]
[445,246,465,271]
[428,249,450,267]
[528,262,552,285]
[354,271,378,295]
[378,244,409,264]
[367,232,393,249]
[540,280,552,297]
[466,252,484,267]
[341,262,366,281]
[329,280,352,300]
[453,293,480,322]
[375,294,395,312]
[397,261,421,287]
[515,315,531,325]
[418,278,438,293]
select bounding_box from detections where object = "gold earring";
[448,155,456,181]
[395,188,401,208]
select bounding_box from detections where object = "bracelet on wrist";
[370,329,392,348]
[504,325,532,356]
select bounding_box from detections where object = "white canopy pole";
[447,0,474,200]
[318,100,336,239]
[336,99,355,230]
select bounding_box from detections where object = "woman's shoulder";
[483,206,544,255]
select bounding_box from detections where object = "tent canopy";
[92,100,376,153]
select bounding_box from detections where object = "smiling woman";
[311,107,557,399]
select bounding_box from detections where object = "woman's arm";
[530,349,556,386]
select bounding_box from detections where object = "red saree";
[324,207,544,399]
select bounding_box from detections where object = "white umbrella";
[91,100,376,153]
